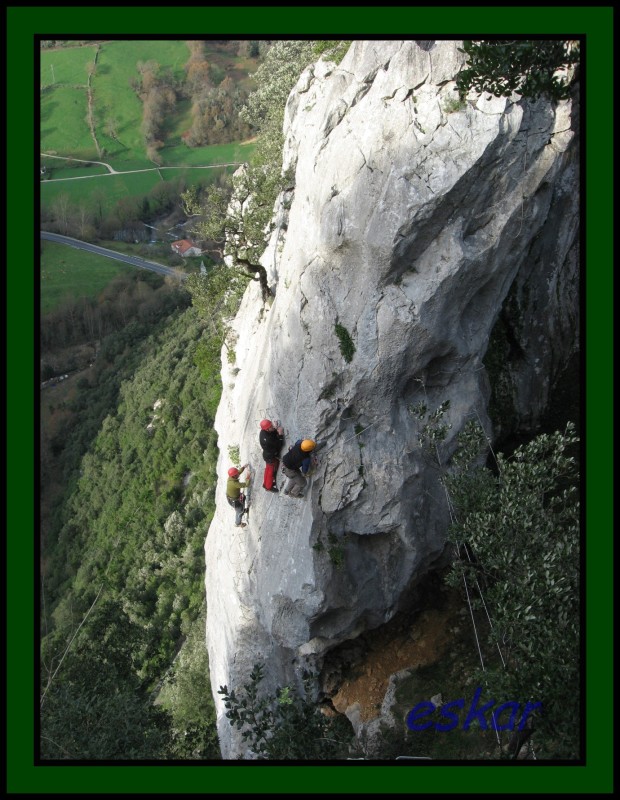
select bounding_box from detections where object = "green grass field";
[159,140,254,167]
[41,86,98,160]
[41,170,164,211]
[41,241,135,313]
[40,44,98,88]
[40,40,258,169]
[92,40,190,167]
[40,162,241,217]
[40,41,257,221]
[161,97,194,149]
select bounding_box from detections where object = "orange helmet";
[301,439,316,452]
[228,467,240,477]
[260,419,273,431]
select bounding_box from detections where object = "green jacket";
[226,476,248,500]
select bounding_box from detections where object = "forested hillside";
[38,38,341,760]
[40,307,224,758]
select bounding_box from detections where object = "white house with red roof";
[171,239,202,257]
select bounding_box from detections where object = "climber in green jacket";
[226,464,250,527]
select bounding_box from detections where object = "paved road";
[41,231,187,280]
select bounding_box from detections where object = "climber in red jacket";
[259,419,284,492]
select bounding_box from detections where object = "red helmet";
[228,467,240,477]
[260,419,273,431]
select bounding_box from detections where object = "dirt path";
[40,153,244,181]
[42,152,117,173]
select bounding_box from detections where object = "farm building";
[171,239,202,257]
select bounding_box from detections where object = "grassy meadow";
[40,162,241,218]
[40,43,98,87]
[93,40,189,166]
[40,40,257,169]
[41,170,164,211]
[40,41,256,219]
[41,86,98,160]
[41,241,135,313]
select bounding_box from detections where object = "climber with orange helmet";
[226,463,250,527]
[281,438,322,498]
[259,419,285,492]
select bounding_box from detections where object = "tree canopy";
[219,664,353,759]
[443,421,580,758]
[456,40,580,101]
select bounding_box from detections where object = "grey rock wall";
[204,40,579,758]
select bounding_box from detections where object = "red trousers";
[263,459,279,490]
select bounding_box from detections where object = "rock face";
[204,40,579,758]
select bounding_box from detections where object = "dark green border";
[6,4,613,795]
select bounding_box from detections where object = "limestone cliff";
[204,40,579,758]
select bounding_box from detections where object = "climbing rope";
[442,485,507,669]
[415,376,505,746]
[40,534,122,708]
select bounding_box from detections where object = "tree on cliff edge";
[182,167,277,303]
[457,40,580,102]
